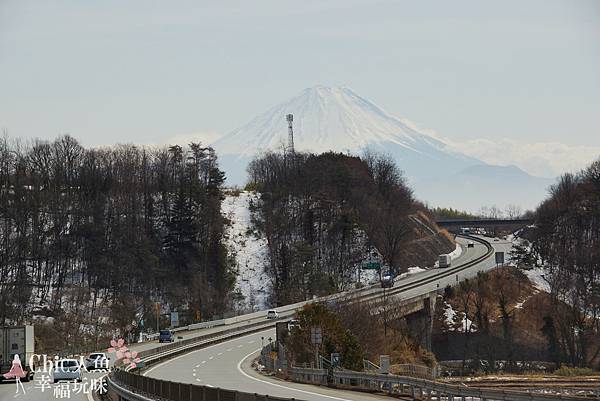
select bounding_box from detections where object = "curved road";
[143,236,513,400]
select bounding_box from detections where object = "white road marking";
[237,345,243,348]
[248,340,255,344]
[192,373,196,377]
[87,373,109,401]
[226,348,232,352]
[236,348,352,401]
[202,361,206,364]
[218,352,223,356]
[209,356,214,360]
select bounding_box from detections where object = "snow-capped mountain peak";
[212,85,450,157]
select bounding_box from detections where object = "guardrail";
[137,319,283,363]
[109,369,301,401]
[289,367,593,401]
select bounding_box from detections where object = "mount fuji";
[212,86,552,211]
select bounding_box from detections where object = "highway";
[144,328,391,401]
[1,235,512,400]
[141,236,512,400]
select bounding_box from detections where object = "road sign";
[331,353,341,367]
[170,311,179,327]
[379,355,390,374]
[362,261,381,270]
[495,251,505,265]
[311,327,322,345]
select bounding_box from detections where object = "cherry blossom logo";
[108,338,141,369]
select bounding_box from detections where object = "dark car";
[159,329,174,343]
[381,274,394,288]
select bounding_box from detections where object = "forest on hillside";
[520,158,600,368]
[0,135,234,351]
[247,150,452,305]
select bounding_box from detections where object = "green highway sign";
[362,261,381,270]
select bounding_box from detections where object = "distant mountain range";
[211,86,553,212]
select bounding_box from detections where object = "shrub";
[554,365,598,376]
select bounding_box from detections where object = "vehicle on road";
[288,319,300,329]
[84,352,109,371]
[266,310,279,319]
[467,241,474,248]
[380,274,394,288]
[0,325,35,382]
[158,329,174,343]
[439,254,452,268]
[53,359,82,383]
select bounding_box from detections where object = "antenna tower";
[286,114,294,153]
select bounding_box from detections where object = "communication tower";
[286,114,294,154]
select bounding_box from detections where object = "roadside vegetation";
[433,157,600,375]
[287,302,435,372]
[247,150,454,305]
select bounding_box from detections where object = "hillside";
[246,150,455,305]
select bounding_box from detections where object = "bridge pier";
[405,295,437,351]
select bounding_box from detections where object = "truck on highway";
[438,254,452,268]
[0,325,35,382]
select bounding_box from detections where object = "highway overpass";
[436,218,533,232]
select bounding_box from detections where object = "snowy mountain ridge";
[213,85,551,211]
[213,85,460,159]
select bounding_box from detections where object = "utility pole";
[155,302,160,333]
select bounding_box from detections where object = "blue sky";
[1,0,599,176]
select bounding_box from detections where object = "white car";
[266,310,279,319]
[53,359,82,383]
[84,352,110,371]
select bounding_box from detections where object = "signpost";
[495,251,505,266]
[311,327,322,369]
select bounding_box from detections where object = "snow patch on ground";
[398,266,426,279]
[523,266,551,293]
[444,302,475,332]
[508,235,551,294]
[222,191,270,311]
[448,243,463,260]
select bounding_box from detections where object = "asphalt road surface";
[144,328,392,401]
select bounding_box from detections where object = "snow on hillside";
[222,191,270,311]
[508,235,551,293]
